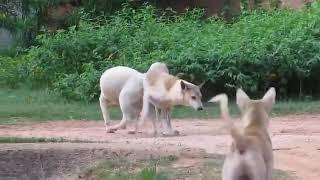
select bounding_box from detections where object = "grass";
[0,136,68,143]
[81,156,293,180]
[0,88,110,124]
[81,156,176,180]
[1,88,320,124]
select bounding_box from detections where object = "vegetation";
[0,0,136,48]
[2,2,320,109]
[81,156,292,180]
[81,157,175,180]
[2,2,320,102]
[1,88,320,124]
[0,2,315,179]
[0,136,67,143]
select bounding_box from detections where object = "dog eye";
[191,96,196,100]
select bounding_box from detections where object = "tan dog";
[137,62,203,136]
[209,88,276,180]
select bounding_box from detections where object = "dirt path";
[1,113,320,180]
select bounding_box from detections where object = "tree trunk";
[261,0,271,9]
[248,0,256,10]
[299,78,303,99]
[229,0,241,16]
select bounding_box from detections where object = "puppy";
[209,88,276,180]
[137,62,204,136]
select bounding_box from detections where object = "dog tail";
[147,62,169,77]
[209,94,247,154]
[145,62,169,84]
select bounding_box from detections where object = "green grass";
[1,88,320,124]
[0,136,93,143]
[81,156,176,180]
[80,156,292,180]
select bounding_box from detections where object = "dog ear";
[262,87,276,113]
[236,88,250,112]
[181,80,188,90]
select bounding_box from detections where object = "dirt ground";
[0,113,320,180]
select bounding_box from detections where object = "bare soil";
[0,113,320,180]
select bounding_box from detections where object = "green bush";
[0,54,30,88]
[19,2,320,101]
[53,63,100,101]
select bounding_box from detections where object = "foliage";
[53,63,100,102]
[135,166,168,180]
[0,0,134,48]
[81,158,172,180]
[4,2,320,101]
[0,54,29,88]
[82,0,129,17]
[108,166,168,180]
[0,13,25,32]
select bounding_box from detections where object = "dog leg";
[111,89,141,132]
[151,113,158,136]
[134,99,148,134]
[129,103,158,136]
[167,110,179,136]
[109,116,127,131]
[128,118,139,135]
[132,94,154,134]
[127,107,143,135]
[266,159,273,180]
[99,94,115,133]
[161,109,179,136]
[160,110,169,134]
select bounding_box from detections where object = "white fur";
[99,66,144,133]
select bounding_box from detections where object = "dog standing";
[209,88,276,180]
[99,66,145,133]
[137,62,204,136]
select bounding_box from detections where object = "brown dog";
[209,88,276,180]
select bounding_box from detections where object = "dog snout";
[197,107,203,111]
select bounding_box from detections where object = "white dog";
[137,62,204,136]
[99,66,145,133]
[209,88,275,180]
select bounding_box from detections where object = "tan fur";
[146,70,178,91]
[145,62,169,86]
[209,88,276,180]
[164,76,179,90]
[145,62,178,91]
[138,62,203,136]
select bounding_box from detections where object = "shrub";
[0,54,30,88]
[53,63,100,101]
[21,2,320,101]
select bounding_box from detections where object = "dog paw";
[161,130,179,137]
[152,131,158,137]
[106,128,116,133]
[173,130,180,136]
[127,130,136,134]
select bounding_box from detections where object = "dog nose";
[197,107,203,111]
